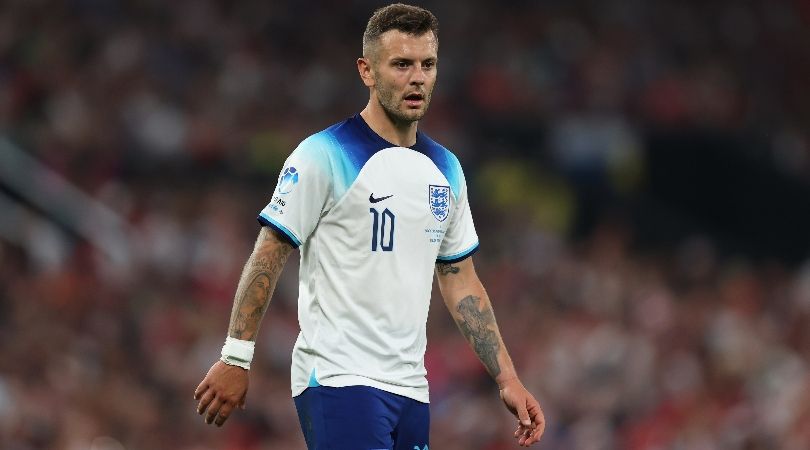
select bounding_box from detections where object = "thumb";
[517,400,531,427]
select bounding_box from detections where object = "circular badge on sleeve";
[278,167,299,194]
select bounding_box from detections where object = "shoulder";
[295,117,370,157]
[288,119,354,169]
[288,117,372,192]
[414,132,465,198]
[295,122,340,154]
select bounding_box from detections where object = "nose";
[410,66,427,85]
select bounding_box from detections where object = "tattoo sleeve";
[454,295,501,378]
[436,262,460,276]
[227,227,293,340]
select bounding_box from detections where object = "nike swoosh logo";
[369,193,393,203]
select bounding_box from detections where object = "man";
[195,3,545,448]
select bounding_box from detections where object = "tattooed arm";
[195,226,294,427]
[435,257,545,447]
[227,226,294,340]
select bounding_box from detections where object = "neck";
[360,100,418,147]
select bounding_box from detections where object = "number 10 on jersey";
[369,208,395,251]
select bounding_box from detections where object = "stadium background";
[1,0,810,449]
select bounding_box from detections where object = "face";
[362,30,438,124]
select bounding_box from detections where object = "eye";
[395,61,409,69]
[422,60,436,70]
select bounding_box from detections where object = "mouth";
[403,92,425,107]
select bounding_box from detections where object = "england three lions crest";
[429,185,450,222]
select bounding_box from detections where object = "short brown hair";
[362,3,439,57]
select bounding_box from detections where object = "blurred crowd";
[1,0,809,449]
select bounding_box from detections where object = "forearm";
[450,290,518,384]
[227,227,293,341]
[437,261,518,385]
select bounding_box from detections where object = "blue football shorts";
[293,385,430,450]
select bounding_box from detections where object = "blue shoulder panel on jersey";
[412,132,463,199]
[436,241,480,264]
[314,115,399,200]
[308,115,465,201]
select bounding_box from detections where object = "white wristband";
[220,337,255,370]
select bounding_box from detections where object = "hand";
[499,378,545,447]
[194,360,249,427]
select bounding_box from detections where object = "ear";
[357,57,375,88]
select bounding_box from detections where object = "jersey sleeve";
[437,165,479,263]
[257,135,332,248]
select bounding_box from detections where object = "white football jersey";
[258,114,478,403]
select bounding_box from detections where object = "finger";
[514,423,531,446]
[214,403,234,427]
[529,405,545,433]
[532,419,545,436]
[518,436,526,447]
[239,392,247,410]
[515,418,535,446]
[521,431,536,446]
[205,396,224,424]
[529,420,546,444]
[194,380,208,400]
[197,389,215,415]
[524,416,545,445]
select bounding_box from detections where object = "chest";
[325,149,454,250]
